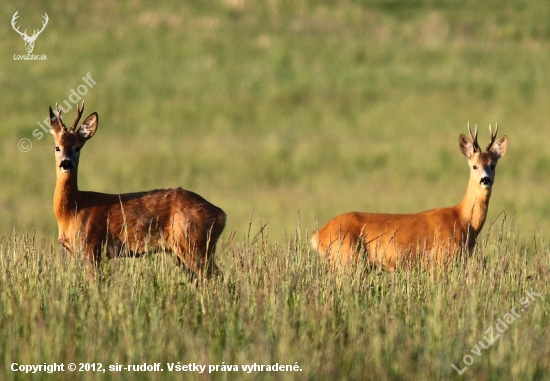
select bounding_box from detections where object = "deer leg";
[168,229,205,278]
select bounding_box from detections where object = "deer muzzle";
[480,176,492,187]
[59,160,74,172]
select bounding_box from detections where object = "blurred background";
[1,0,549,244]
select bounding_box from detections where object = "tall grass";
[1,218,549,380]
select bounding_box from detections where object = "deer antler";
[468,122,480,152]
[486,123,498,151]
[70,101,85,132]
[11,11,48,39]
[11,11,27,39]
[30,13,49,39]
[54,103,67,132]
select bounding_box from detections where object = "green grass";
[1,222,549,380]
[1,0,550,379]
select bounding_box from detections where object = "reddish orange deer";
[311,125,507,270]
[50,102,226,278]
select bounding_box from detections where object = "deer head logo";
[11,11,49,54]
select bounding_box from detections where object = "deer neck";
[458,177,491,235]
[54,171,79,220]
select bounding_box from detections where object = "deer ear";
[491,135,507,159]
[459,134,474,159]
[78,112,98,141]
[49,106,64,134]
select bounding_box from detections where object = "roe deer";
[50,102,226,278]
[311,125,507,270]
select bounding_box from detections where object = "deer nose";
[480,176,492,186]
[60,160,74,171]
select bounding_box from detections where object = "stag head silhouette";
[11,11,49,54]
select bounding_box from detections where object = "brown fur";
[311,125,507,270]
[50,103,226,278]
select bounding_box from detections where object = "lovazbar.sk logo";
[12,10,48,60]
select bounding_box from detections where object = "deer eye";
[75,147,81,152]
[472,165,477,170]
[490,164,495,169]
[55,146,60,152]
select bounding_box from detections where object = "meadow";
[1,0,549,380]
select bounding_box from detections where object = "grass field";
[1,1,549,380]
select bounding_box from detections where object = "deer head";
[12,11,48,54]
[50,102,98,175]
[459,123,507,191]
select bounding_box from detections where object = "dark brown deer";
[50,102,226,278]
